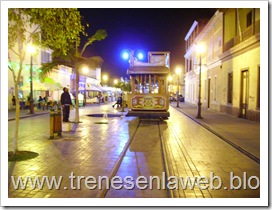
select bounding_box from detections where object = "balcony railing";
[130,52,170,68]
[223,20,260,52]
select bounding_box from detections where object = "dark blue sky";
[79,8,216,78]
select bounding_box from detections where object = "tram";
[126,51,170,119]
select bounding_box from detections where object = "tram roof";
[127,66,170,75]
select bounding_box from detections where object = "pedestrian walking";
[112,94,122,108]
[97,92,102,105]
[61,87,72,122]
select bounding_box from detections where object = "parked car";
[173,94,185,102]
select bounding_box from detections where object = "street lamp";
[27,44,36,114]
[196,43,206,119]
[114,79,118,85]
[175,67,181,108]
[102,74,108,86]
[168,75,173,93]
[82,66,89,74]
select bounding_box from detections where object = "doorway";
[207,78,211,108]
[239,70,249,119]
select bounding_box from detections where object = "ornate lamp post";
[168,75,173,103]
[27,44,36,114]
[175,67,181,108]
[168,75,173,93]
[196,43,206,119]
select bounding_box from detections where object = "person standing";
[61,87,72,122]
[12,95,16,106]
[38,96,43,109]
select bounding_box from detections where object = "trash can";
[49,108,62,139]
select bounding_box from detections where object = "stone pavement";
[8,108,50,121]
[6,102,263,201]
[170,102,260,161]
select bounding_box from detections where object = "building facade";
[184,11,223,111]
[8,17,102,110]
[184,9,260,121]
[219,8,260,121]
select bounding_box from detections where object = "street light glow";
[196,43,206,54]
[27,44,36,54]
[175,67,182,108]
[103,74,108,82]
[168,75,173,82]
[175,67,181,75]
[114,79,118,85]
[82,67,89,74]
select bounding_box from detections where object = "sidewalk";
[9,102,261,161]
[8,108,50,121]
[170,102,260,161]
[7,102,261,200]
[8,103,111,121]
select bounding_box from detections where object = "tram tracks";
[99,119,172,198]
[172,106,260,164]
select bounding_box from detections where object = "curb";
[8,112,50,121]
[172,105,260,164]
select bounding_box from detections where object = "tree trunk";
[13,83,20,154]
[75,68,80,123]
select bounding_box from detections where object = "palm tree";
[40,29,107,123]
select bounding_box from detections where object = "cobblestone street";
[5,102,265,206]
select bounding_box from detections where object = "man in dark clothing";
[61,87,72,122]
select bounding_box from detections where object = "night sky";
[78,8,216,78]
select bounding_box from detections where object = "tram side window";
[158,77,165,94]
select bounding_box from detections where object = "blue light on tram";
[122,52,130,60]
[137,52,144,60]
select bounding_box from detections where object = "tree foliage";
[9,8,85,55]
[8,8,85,154]
[36,12,107,123]
[115,82,131,92]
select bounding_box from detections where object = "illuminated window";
[41,51,51,63]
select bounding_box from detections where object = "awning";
[86,84,103,92]
[42,77,63,91]
[19,81,49,91]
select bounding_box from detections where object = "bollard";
[50,109,55,139]
[54,108,62,136]
[49,108,62,139]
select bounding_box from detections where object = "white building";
[184,11,223,111]
[8,16,102,109]
[219,8,260,121]
[184,9,260,121]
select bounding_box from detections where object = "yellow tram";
[126,51,170,119]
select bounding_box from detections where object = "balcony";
[223,20,260,52]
